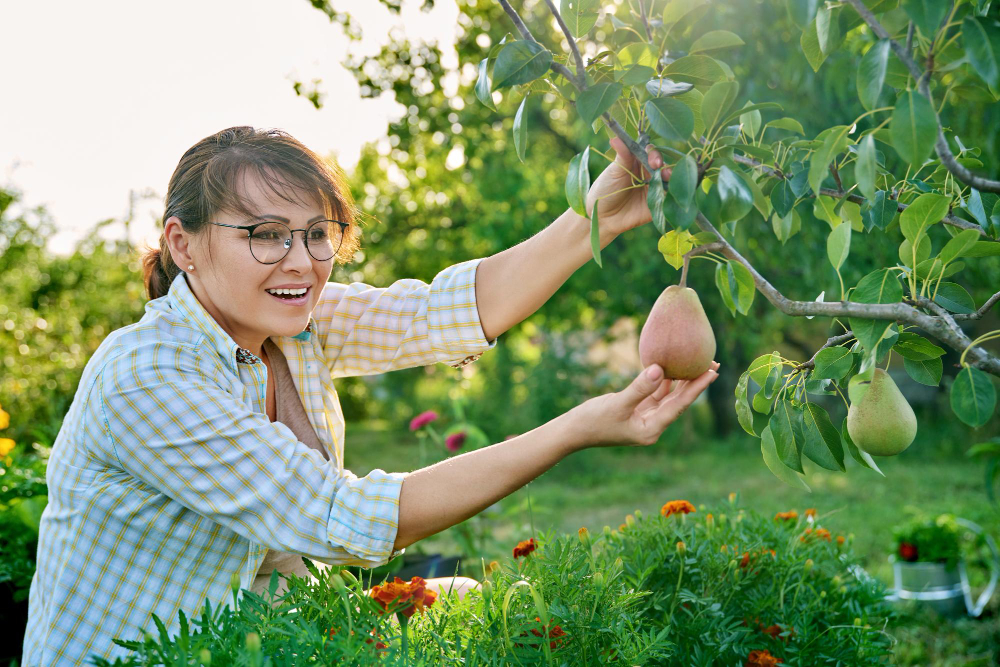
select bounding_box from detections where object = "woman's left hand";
[584,137,671,239]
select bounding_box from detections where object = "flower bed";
[93,495,894,665]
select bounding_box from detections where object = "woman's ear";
[163,216,194,268]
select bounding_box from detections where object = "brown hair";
[140,126,362,300]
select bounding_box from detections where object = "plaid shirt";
[22,258,496,665]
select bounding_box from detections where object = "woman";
[22,126,718,665]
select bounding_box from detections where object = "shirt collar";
[161,271,313,369]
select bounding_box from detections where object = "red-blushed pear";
[846,368,917,456]
[638,285,716,380]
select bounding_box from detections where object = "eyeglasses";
[207,219,348,264]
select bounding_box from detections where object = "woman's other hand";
[568,361,720,448]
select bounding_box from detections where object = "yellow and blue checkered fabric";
[22,258,496,665]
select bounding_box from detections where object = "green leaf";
[761,425,811,490]
[663,195,699,230]
[951,366,997,427]
[560,0,600,38]
[690,30,746,54]
[620,64,657,86]
[645,97,695,142]
[676,89,706,138]
[492,41,553,90]
[770,401,804,472]
[900,193,950,242]
[938,228,983,264]
[815,4,834,53]
[771,179,796,218]
[663,0,706,26]
[766,117,805,134]
[736,371,757,436]
[616,42,657,69]
[933,282,976,313]
[749,352,780,387]
[890,90,938,166]
[849,268,903,355]
[701,80,740,133]
[668,154,698,208]
[963,17,1000,90]
[786,0,818,28]
[739,102,763,140]
[590,200,602,267]
[899,234,932,267]
[727,260,756,314]
[842,417,885,475]
[915,257,964,281]
[475,58,496,110]
[893,333,945,360]
[799,402,845,471]
[808,125,851,195]
[716,165,754,222]
[866,190,895,231]
[648,168,668,234]
[857,40,890,111]
[903,356,943,386]
[813,195,841,228]
[565,146,591,218]
[903,0,949,40]
[772,209,801,244]
[826,221,852,271]
[662,55,729,87]
[966,240,1000,257]
[576,82,623,126]
[800,7,840,71]
[856,134,877,201]
[813,346,853,380]
[657,229,695,269]
[715,263,737,315]
[513,95,528,162]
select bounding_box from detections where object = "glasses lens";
[305,220,340,262]
[249,222,292,264]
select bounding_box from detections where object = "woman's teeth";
[266,288,308,296]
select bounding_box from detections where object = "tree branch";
[540,0,587,85]
[953,290,1000,321]
[795,332,856,371]
[844,0,1000,194]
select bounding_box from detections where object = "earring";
[187,265,194,271]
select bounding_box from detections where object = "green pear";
[638,285,716,380]
[846,368,917,456]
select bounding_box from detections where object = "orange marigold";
[836,535,845,545]
[774,511,798,521]
[369,576,437,618]
[815,528,832,542]
[739,551,752,569]
[746,649,783,666]
[513,616,568,650]
[661,500,696,517]
[804,508,817,519]
[800,528,813,542]
[513,537,537,559]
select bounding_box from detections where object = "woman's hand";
[584,137,670,239]
[568,361,720,448]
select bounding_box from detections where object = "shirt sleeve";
[97,341,406,568]
[313,257,498,378]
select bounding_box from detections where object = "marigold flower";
[513,538,537,559]
[728,492,737,504]
[409,410,439,431]
[0,438,14,458]
[836,535,845,546]
[815,528,832,542]
[706,513,714,525]
[444,431,467,452]
[0,405,9,430]
[739,552,751,569]
[774,511,798,521]
[746,649,783,666]
[329,627,389,653]
[660,500,696,517]
[799,528,813,542]
[761,623,795,641]
[721,544,728,553]
[578,527,591,549]
[514,616,568,650]
[899,542,918,562]
[618,523,627,532]
[369,575,437,618]
[676,541,686,554]
[804,508,817,519]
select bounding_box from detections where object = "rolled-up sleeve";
[98,342,405,568]
[313,257,498,378]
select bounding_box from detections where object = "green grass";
[345,421,1000,665]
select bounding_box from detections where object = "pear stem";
[680,242,726,288]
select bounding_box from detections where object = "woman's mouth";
[265,286,310,306]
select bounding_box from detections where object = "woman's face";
[164,170,336,357]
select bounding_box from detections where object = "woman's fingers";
[654,367,719,426]
[636,378,673,414]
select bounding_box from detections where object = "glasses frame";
[207,219,349,265]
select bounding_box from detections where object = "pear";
[846,368,917,456]
[638,285,716,380]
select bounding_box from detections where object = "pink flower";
[445,431,467,452]
[409,410,439,432]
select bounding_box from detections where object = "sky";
[0,0,461,255]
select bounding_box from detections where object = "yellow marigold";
[706,513,714,525]
[774,511,798,521]
[661,500,696,517]
[805,508,817,519]
[721,544,728,552]
[815,528,832,542]
[676,541,686,554]
[0,405,9,430]
[618,523,627,532]
[0,438,15,458]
